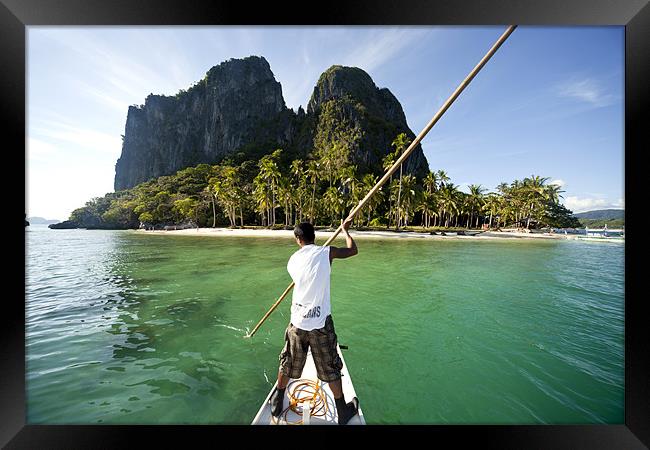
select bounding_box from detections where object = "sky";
[26,26,624,221]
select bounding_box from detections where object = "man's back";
[287,244,331,331]
[271,220,360,424]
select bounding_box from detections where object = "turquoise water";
[25,225,624,424]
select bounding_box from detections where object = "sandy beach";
[134,227,574,241]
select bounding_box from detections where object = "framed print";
[5,0,649,447]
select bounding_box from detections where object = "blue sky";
[27,26,624,221]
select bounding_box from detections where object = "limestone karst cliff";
[114,56,429,190]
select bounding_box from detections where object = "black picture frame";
[5,0,648,447]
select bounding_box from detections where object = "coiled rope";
[271,378,331,425]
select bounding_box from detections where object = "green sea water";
[25,225,624,424]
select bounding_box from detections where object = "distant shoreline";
[133,227,577,241]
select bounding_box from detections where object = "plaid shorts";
[279,315,344,382]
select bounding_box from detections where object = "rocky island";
[114,56,428,191]
[61,55,579,233]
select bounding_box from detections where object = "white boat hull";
[252,344,365,425]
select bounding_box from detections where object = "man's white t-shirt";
[287,244,331,331]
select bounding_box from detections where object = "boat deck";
[252,344,365,425]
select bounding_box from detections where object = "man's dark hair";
[294,222,315,243]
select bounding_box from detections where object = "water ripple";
[26,226,624,424]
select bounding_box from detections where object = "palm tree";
[455,191,467,227]
[436,170,450,189]
[437,185,450,227]
[318,144,336,189]
[439,184,460,228]
[211,165,240,227]
[291,159,306,223]
[226,166,245,227]
[306,159,320,224]
[258,150,282,226]
[342,166,363,225]
[388,178,400,227]
[391,133,412,230]
[339,165,358,198]
[435,170,451,224]
[423,171,438,194]
[323,186,343,227]
[467,184,486,229]
[203,183,217,227]
[277,176,293,226]
[238,181,250,227]
[360,173,383,226]
[482,192,500,229]
[496,182,509,195]
[382,152,396,228]
[400,174,417,227]
[417,191,436,228]
[545,183,564,204]
[523,175,550,229]
[212,178,234,226]
[253,172,272,226]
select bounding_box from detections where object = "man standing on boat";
[269,219,360,425]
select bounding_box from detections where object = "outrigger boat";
[252,344,365,425]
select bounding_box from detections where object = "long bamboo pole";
[245,25,517,338]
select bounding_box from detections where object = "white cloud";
[79,81,131,113]
[27,163,115,220]
[555,78,617,108]
[563,196,624,213]
[34,28,193,102]
[31,121,122,157]
[550,179,565,187]
[276,28,435,111]
[27,137,56,160]
[341,28,433,75]
[269,27,434,113]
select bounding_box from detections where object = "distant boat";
[252,344,365,425]
[584,225,623,238]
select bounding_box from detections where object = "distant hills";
[572,209,624,220]
[28,217,61,225]
[572,209,624,228]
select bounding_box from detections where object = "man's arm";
[329,217,358,262]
